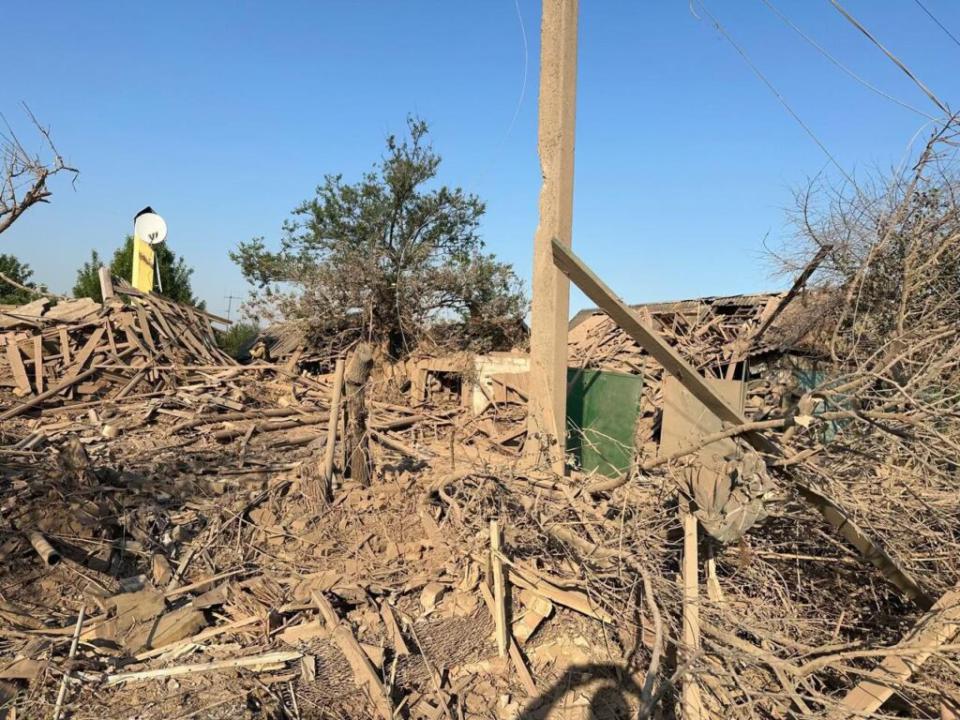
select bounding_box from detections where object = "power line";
[758,0,936,120]
[469,0,529,186]
[504,0,529,143]
[692,0,856,186]
[828,0,950,117]
[913,0,960,51]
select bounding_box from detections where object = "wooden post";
[681,503,704,719]
[526,0,579,473]
[490,520,509,658]
[343,343,374,487]
[32,335,43,394]
[98,266,115,301]
[321,357,346,498]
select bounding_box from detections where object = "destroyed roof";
[567,289,827,382]
[258,321,307,360]
[569,290,785,330]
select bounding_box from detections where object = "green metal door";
[566,368,643,478]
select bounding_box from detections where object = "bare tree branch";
[0,103,78,236]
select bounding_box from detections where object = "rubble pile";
[0,281,235,432]
[0,261,957,720]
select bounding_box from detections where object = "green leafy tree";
[72,250,106,304]
[217,321,261,360]
[0,254,38,305]
[73,237,204,308]
[230,116,526,357]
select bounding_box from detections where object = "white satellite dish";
[134,211,168,246]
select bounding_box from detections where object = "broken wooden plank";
[831,584,960,717]
[134,303,157,353]
[6,341,30,395]
[512,589,552,644]
[64,326,106,382]
[505,563,614,624]
[58,327,71,364]
[479,582,537,696]
[379,601,410,657]
[135,616,260,661]
[98,266,114,301]
[491,520,509,658]
[210,413,328,442]
[106,650,301,686]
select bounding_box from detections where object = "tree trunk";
[343,342,374,486]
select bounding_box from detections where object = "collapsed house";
[566,291,825,465]
[0,254,956,720]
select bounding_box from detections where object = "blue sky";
[4,1,959,319]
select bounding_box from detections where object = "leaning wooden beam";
[0,363,103,421]
[831,584,960,718]
[550,238,933,608]
[751,243,832,347]
[506,563,615,624]
[6,341,31,395]
[312,591,393,720]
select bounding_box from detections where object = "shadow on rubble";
[518,663,650,720]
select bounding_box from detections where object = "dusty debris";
[0,207,958,720]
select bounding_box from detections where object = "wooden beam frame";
[550,238,933,608]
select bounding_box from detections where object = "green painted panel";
[566,368,643,478]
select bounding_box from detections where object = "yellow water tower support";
[131,235,155,293]
[131,207,167,293]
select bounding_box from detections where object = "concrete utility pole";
[526,0,579,473]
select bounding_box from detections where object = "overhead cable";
[693,0,856,186]
[759,0,935,120]
[828,0,950,117]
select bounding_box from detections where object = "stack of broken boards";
[0,282,235,431]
